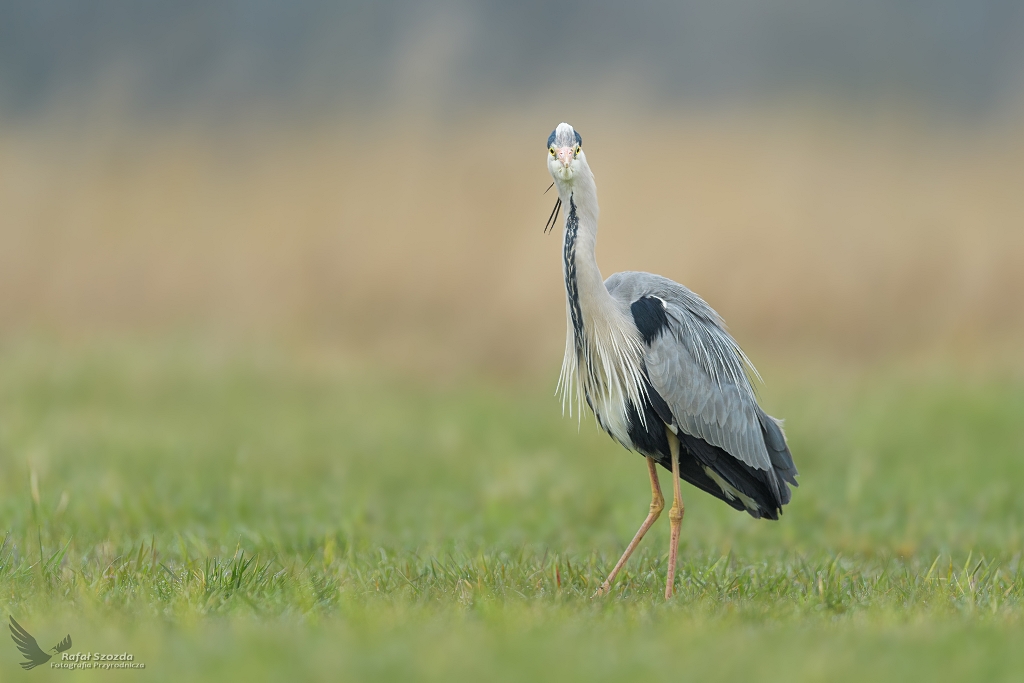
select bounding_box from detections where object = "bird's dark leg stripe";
[563,195,585,362]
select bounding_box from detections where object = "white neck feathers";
[554,160,648,437]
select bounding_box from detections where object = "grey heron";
[544,122,798,599]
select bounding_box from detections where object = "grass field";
[1,338,1023,681]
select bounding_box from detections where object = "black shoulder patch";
[630,296,669,345]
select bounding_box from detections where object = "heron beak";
[556,146,574,167]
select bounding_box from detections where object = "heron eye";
[574,146,580,155]
[550,148,556,156]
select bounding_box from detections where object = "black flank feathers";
[630,296,670,345]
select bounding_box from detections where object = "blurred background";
[1,0,1023,376]
[3,8,1024,677]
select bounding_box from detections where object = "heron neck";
[555,163,647,431]
[559,167,618,351]
[565,194,602,296]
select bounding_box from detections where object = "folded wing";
[607,271,798,517]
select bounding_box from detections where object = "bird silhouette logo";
[9,617,72,670]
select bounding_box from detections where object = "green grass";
[1,339,1023,681]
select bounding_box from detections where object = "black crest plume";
[543,182,561,234]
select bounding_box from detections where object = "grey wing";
[607,271,797,506]
[646,320,770,471]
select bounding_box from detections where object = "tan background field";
[2,111,1023,376]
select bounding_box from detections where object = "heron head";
[546,123,583,183]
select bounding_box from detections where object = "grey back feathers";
[605,271,798,502]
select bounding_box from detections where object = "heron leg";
[594,456,664,597]
[665,428,685,599]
